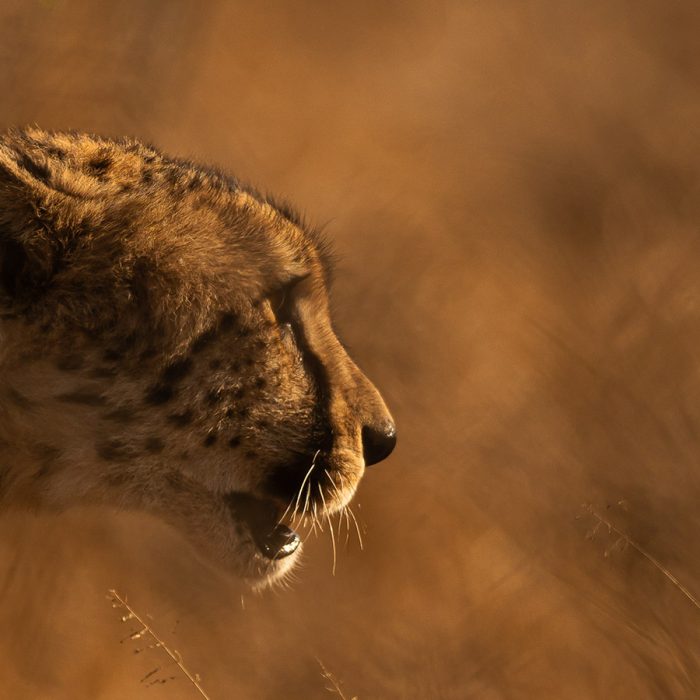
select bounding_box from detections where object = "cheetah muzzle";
[0,127,396,587]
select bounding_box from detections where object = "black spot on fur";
[165,168,180,187]
[18,153,50,183]
[141,169,153,184]
[167,409,194,427]
[209,358,222,370]
[90,366,118,379]
[118,334,138,353]
[228,436,241,448]
[205,390,222,406]
[56,389,106,406]
[220,313,238,332]
[96,439,134,462]
[102,335,137,363]
[102,407,136,424]
[102,348,124,362]
[144,436,165,454]
[56,355,84,372]
[87,155,112,178]
[145,383,175,405]
[254,377,266,390]
[203,433,217,447]
[46,146,66,160]
[192,328,217,353]
[191,313,238,354]
[244,450,257,460]
[162,357,193,382]
[7,388,34,410]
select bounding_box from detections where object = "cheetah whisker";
[302,481,312,526]
[278,492,299,528]
[323,468,342,504]
[313,498,324,533]
[311,503,320,535]
[322,469,351,549]
[319,483,338,576]
[333,473,352,545]
[348,505,364,551]
[293,481,312,534]
[343,507,351,547]
[316,482,337,572]
[290,450,320,522]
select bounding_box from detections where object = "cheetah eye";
[267,274,307,326]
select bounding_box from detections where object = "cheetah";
[0,127,396,587]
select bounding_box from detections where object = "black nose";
[361,422,397,466]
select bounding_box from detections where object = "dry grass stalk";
[583,503,700,613]
[108,588,212,699]
[316,657,358,700]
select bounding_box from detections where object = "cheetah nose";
[361,421,397,466]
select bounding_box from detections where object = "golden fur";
[0,127,394,586]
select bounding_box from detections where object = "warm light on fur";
[0,127,394,585]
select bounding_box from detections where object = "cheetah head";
[0,128,395,587]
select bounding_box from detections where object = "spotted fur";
[0,127,394,585]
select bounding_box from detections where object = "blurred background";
[1,0,700,697]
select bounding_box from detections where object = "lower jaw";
[225,478,358,586]
[247,545,302,590]
[225,491,302,561]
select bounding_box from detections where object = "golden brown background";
[1,0,700,697]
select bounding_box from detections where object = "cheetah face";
[0,128,396,586]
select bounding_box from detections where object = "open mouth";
[225,492,301,560]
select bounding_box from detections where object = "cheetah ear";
[0,143,63,304]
